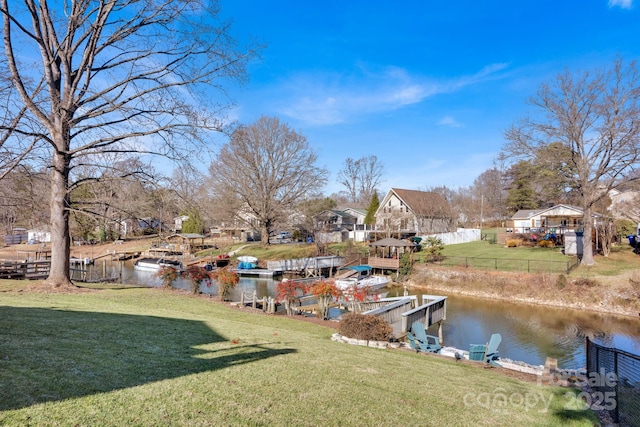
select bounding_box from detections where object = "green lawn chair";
[469,333,501,366]
[406,331,421,352]
[410,321,441,353]
[485,333,501,366]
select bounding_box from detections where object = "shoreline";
[406,281,639,319]
[407,266,639,319]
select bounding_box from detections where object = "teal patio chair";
[485,333,501,365]
[469,333,501,366]
[409,321,441,353]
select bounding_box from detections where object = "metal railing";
[585,337,640,426]
[430,256,580,274]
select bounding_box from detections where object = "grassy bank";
[0,284,597,426]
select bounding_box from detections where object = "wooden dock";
[233,268,283,278]
[111,251,141,261]
[266,256,345,277]
[361,294,447,341]
[0,260,51,280]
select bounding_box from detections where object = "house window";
[400,219,407,229]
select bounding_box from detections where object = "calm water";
[81,260,640,369]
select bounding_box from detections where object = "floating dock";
[233,268,283,278]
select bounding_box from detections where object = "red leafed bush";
[309,280,341,320]
[182,265,212,294]
[211,267,239,300]
[155,266,179,289]
[275,280,308,315]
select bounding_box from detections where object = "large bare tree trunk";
[46,149,73,287]
[1,1,258,288]
[581,207,594,266]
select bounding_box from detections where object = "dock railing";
[0,260,51,279]
[400,295,447,334]
[358,296,417,312]
[366,256,399,270]
[266,256,345,274]
[362,297,416,329]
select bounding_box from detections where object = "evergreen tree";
[181,210,204,234]
[364,192,380,225]
[505,161,538,212]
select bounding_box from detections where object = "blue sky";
[218,0,640,195]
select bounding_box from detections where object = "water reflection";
[420,292,640,369]
[77,260,640,368]
[76,259,278,300]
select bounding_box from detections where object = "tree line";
[1,2,639,287]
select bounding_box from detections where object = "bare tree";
[504,58,640,265]
[358,155,385,204]
[337,158,360,204]
[0,1,258,286]
[337,155,384,204]
[0,165,49,233]
[70,156,158,241]
[473,169,506,224]
[208,116,328,244]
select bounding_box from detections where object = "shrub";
[398,252,413,276]
[338,312,393,341]
[276,280,308,315]
[211,267,239,300]
[506,239,522,248]
[182,265,212,294]
[538,240,554,248]
[310,280,341,320]
[572,277,598,287]
[155,266,178,288]
[424,236,444,261]
[556,274,567,290]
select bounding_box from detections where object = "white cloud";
[609,0,633,9]
[437,116,463,128]
[274,63,509,126]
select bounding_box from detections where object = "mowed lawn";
[432,240,575,273]
[440,240,568,261]
[0,284,598,426]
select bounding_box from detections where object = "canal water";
[80,260,640,369]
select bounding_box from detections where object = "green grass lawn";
[439,240,567,261]
[0,284,598,426]
[420,240,574,273]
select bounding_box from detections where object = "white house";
[510,204,600,234]
[27,228,51,243]
[608,188,640,221]
[173,215,190,233]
